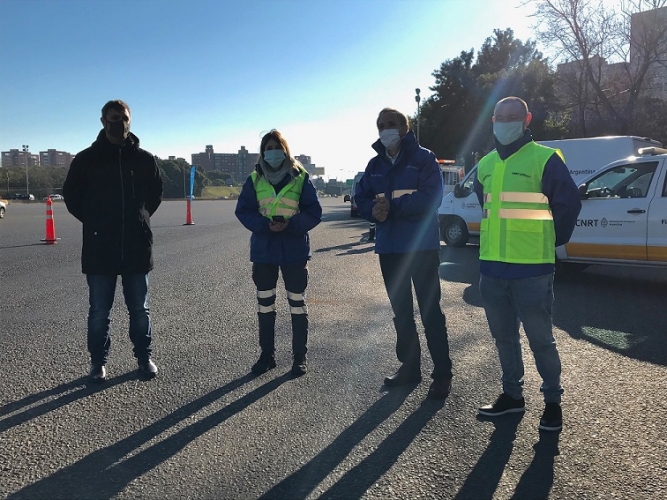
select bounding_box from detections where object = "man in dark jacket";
[64,100,163,382]
[355,108,453,399]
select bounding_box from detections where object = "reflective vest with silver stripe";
[251,169,306,219]
[477,142,563,264]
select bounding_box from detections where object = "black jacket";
[64,130,163,275]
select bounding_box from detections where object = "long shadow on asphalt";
[258,386,443,500]
[512,431,560,499]
[453,413,524,500]
[318,398,445,500]
[315,238,376,256]
[8,373,288,500]
[0,373,138,433]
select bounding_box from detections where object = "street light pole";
[22,144,30,195]
[415,88,421,143]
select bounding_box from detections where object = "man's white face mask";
[493,121,524,145]
[379,129,401,150]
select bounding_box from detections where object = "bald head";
[493,97,529,122]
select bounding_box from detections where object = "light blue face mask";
[493,121,524,145]
[263,149,286,168]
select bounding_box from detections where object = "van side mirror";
[578,184,588,199]
[454,184,470,198]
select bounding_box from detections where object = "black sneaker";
[88,364,107,382]
[291,354,307,376]
[478,393,526,417]
[539,403,563,432]
[251,352,276,374]
[138,359,158,378]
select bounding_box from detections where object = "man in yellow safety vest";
[474,97,581,432]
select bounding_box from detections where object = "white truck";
[557,146,667,269]
[438,136,663,247]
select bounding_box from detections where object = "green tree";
[155,157,208,199]
[416,29,561,169]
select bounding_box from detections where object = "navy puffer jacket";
[355,131,442,254]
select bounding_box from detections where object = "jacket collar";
[372,130,418,161]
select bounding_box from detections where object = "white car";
[0,198,6,219]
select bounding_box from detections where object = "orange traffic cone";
[183,197,195,225]
[41,196,60,244]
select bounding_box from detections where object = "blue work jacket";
[355,131,442,254]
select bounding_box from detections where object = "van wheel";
[0,207,4,219]
[441,217,469,247]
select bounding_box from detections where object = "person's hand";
[372,195,390,222]
[269,220,289,232]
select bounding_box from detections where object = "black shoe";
[138,359,158,378]
[427,376,452,399]
[251,352,276,374]
[88,364,106,382]
[539,403,563,432]
[478,393,526,417]
[384,365,421,387]
[291,354,307,376]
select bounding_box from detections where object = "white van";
[438,136,663,246]
[557,146,667,269]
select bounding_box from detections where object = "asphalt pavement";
[0,198,665,499]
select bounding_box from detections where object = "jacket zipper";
[119,148,125,264]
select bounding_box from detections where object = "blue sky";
[0,0,538,180]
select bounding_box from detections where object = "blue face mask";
[263,149,285,168]
[493,121,525,145]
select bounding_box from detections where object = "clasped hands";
[269,220,289,232]
[372,195,390,222]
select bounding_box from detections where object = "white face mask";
[379,129,402,150]
[263,149,286,168]
[493,121,525,145]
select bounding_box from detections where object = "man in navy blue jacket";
[473,97,581,432]
[356,108,453,399]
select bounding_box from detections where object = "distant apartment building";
[191,145,262,181]
[191,145,216,172]
[1,149,40,168]
[39,149,73,168]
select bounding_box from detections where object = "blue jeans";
[479,273,563,404]
[87,273,152,365]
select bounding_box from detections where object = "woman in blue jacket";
[235,130,322,376]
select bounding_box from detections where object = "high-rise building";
[1,149,40,168]
[191,145,215,172]
[190,145,262,181]
[39,149,73,168]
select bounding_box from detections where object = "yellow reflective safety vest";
[251,169,306,220]
[478,142,563,264]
